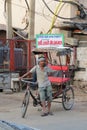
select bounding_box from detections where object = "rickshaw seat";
[48,76,70,83]
[48,64,70,83]
[49,65,68,71]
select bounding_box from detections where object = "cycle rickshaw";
[21,46,75,118]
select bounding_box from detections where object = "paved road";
[0,91,87,130]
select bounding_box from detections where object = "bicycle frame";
[22,79,42,105]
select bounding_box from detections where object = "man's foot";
[48,112,53,115]
[41,113,48,117]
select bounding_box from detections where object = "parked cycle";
[21,77,74,118]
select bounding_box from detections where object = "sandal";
[41,113,48,117]
[48,112,53,115]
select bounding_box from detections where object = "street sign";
[36,34,64,48]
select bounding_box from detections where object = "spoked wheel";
[62,86,74,110]
[21,90,30,118]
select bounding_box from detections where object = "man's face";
[39,60,46,67]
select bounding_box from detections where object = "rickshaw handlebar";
[21,79,38,85]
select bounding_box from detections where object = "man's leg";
[47,86,53,115]
[48,101,51,112]
[41,101,47,113]
[39,88,48,116]
[47,101,53,115]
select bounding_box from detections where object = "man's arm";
[19,66,36,80]
[21,71,31,78]
[19,71,31,80]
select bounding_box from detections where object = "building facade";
[0,0,87,84]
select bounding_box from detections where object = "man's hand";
[19,76,23,81]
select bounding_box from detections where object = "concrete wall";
[0,0,87,35]
[35,0,77,35]
[0,0,27,29]
[74,47,87,81]
[0,1,6,25]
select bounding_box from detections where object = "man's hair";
[38,56,45,63]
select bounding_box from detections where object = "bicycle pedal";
[33,100,38,107]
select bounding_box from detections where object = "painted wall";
[0,0,87,35]
[0,1,6,25]
[0,0,27,29]
[35,0,77,35]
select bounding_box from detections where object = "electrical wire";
[43,0,87,33]
[54,0,86,9]
[25,0,30,11]
[42,1,65,23]
[42,0,54,22]
[48,0,63,34]
[54,0,87,15]
[4,0,48,17]
[17,0,30,31]
[4,0,27,13]
[42,0,81,20]
[63,21,87,32]
[4,0,30,34]
[54,0,80,6]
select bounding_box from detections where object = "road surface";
[0,88,87,130]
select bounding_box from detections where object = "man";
[20,56,54,116]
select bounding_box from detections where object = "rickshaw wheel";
[62,86,74,110]
[21,90,30,118]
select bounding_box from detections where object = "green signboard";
[36,34,64,48]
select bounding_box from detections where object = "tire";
[21,90,30,118]
[62,86,74,110]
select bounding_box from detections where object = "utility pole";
[28,0,35,40]
[27,0,35,70]
[6,0,13,39]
